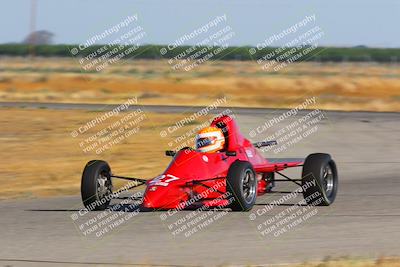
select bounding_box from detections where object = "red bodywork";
[142,115,303,210]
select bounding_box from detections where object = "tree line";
[0,44,399,62]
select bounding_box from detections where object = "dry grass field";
[0,107,209,199]
[0,57,399,111]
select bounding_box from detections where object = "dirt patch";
[286,257,400,267]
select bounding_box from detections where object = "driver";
[195,126,225,153]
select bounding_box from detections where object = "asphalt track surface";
[0,102,399,266]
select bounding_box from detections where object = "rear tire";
[81,160,113,211]
[227,161,257,211]
[302,153,338,206]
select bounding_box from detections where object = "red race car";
[81,115,338,211]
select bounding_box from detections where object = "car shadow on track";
[26,190,308,212]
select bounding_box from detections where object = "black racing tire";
[226,161,257,211]
[302,153,338,206]
[81,160,113,211]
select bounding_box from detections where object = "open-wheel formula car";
[81,115,338,211]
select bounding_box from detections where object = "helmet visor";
[196,137,215,149]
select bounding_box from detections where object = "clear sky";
[1,0,399,47]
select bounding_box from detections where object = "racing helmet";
[195,126,225,153]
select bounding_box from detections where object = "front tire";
[302,153,338,206]
[227,161,257,211]
[81,160,113,210]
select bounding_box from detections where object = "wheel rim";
[97,171,112,199]
[242,169,256,203]
[323,164,334,198]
